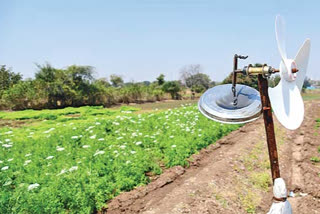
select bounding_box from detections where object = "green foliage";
[186,73,211,91]
[162,81,181,99]
[0,65,22,96]
[156,74,165,85]
[268,75,281,87]
[0,104,240,213]
[110,74,124,87]
[303,77,311,89]
[0,64,170,110]
[222,73,258,90]
[249,172,271,191]
[310,157,320,163]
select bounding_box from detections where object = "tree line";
[0,64,214,110]
[0,62,312,111]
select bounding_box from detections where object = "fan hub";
[280,59,297,82]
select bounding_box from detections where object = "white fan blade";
[275,15,287,61]
[268,79,304,130]
[294,39,311,91]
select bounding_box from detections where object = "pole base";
[267,178,292,214]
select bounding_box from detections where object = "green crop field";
[0,104,240,213]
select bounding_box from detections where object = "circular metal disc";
[198,84,262,124]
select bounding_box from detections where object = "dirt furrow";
[105,100,320,214]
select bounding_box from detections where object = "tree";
[110,74,124,87]
[180,64,202,85]
[303,77,311,89]
[180,64,210,92]
[222,73,258,90]
[94,78,111,88]
[162,81,181,99]
[185,73,211,92]
[156,74,165,85]
[35,63,56,82]
[0,65,22,93]
[268,75,281,87]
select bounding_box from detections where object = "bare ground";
[104,100,320,214]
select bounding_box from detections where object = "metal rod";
[232,55,238,106]
[257,74,281,183]
[232,54,238,89]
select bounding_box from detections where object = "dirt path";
[104,100,320,214]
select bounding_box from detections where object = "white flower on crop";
[25,153,32,157]
[57,169,67,176]
[2,144,12,148]
[130,151,136,154]
[71,136,79,139]
[43,128,55,134]
[72,127,77,130]
[116,137,123,140]
[126,160,131,164]
[98,138,104,141]
[95,122,101,125]
[94,150,105,156]
[46,156,54,160]
[82,145,90,148]
[132,132,138,137]
[171,145,176,148]
[5,131,13,134]
[0,160,3,164]
[8,158,13,162]
[28,183,40,191]
[113,150,118,154]
[85,126,95,131]
[1,166,9,171]
[24,160,32,166]
[120,145,126,149]
[89,135,96,139]
[135,141,142,145]
[69,166,78,172]
[56,147,65,151]
[3,180,12,186]
[5,139,10,142]
[113,122,120,126]
[198,134,202,137]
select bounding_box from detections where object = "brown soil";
[0,119,35,128]
[103,100,320,214]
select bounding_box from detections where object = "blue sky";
[0,0,319,82]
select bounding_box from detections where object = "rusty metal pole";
[257,74,281,182]
[232,54,238,89]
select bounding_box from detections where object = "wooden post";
[257,74,281,182]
